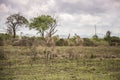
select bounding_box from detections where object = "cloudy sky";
[0,0,120,38]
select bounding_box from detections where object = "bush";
[12,38,32,46]
[83,38,95,46]
[56,38,68,46]
[0,47,6,60]
[109,36,120,46]
[92,39,109,46]
[0,33,11,40]
[0,37,4,46]
[92,35,99,40]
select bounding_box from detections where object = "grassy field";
[0,46,120,80]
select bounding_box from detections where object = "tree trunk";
[41,31,44,38]
[48,33,52,37]
[13,28,16,38]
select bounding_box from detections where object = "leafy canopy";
[30,15,56,32]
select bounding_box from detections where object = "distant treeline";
[0,32,120,47]
[0,13,120,47]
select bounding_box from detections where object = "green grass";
[0,46,120,80]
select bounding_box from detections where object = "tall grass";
[0,46,120,80]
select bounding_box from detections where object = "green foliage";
[29,15,56,37]
[92,34,99,40]
[92,39,109,46]
[0,33,11,41]
[104,31,111,42]
[110,36,120,43]
[104,31,120,46]
[56,38,65,46]
[0,37,4,46]
[109,36,120,46]
[0,33,12,46]
[56,38,69,46]
[68,38,75,46]
[83,38,95,46]
[0,47,6,60]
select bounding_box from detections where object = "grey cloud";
[0,0,6,3]
[55,0,120,15]
[55,0,105,14]
[0,0,120,37]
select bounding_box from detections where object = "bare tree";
[47,22,57,37]
[46,16,58,37]
[6,13,28,38]
[7,26,13,35]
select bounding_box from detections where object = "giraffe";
[45,36,55,48]
[74,34,84,46]
[44,36,58,61]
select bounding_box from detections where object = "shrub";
[83,38,95,46]
[56,38,68,46]
[0,47,6,60]
[92,39,109,46]
[109,36,120,46]
[0,37,4,46]
[12,38,32,46]
[92,34,99,40]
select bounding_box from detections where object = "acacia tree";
[104,30,112,45]
[104,30,111,41]
[29,15,57,38]
[106,31,111,37]
[6,13,28,38]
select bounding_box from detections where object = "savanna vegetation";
[0,46,120,80]
[0,13,120,80]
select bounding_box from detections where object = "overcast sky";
[0,0,120,38]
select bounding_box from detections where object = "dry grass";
[0,46,120,80]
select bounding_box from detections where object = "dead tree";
[46,16,58,38]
